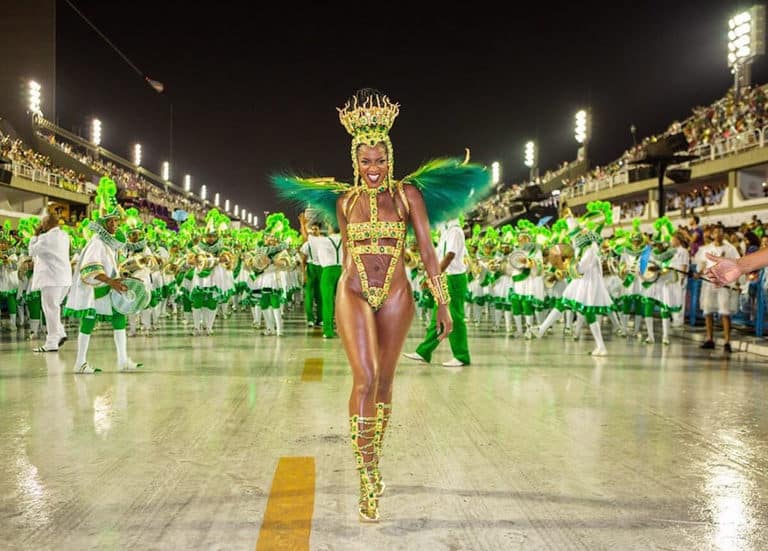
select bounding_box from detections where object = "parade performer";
[536,201,615,356]
[404,217,471,366]
[300,218,323,327]
[0,222,20,331]
[301,214,344,338]
[17,217,42,340]
[258,213,290,336]
[640,217,683,345]
[190,210,231,336]
[121,208,154,337]
[28,214,71,352]
[63,177,142,373]
[273,89,492,521]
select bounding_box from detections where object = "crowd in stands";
[1,129,211,228]
[0,133,89,193]
[40,132,207,226]
[471,84,768,226]
[684,85,768,152]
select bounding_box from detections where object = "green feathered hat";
[264,212,290,238]
[550,218,569,245]
[629,218,646,249]
[516,219,537,244]
[205,208,225,236]
[17,217,40,246]
[652,216,674,243]
[123,207,144,234]
[94,176,124,223]
[536,225,551,248]
[0,220,15,245]
[466,224,483,249]
[652,216,676,261]
[481,227,499,249]
[580,201,613,235]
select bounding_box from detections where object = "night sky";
[55,0,767,222]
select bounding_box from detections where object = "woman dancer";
[273,89,491,521]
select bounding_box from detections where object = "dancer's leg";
[372,288,414,496]
[336,285,381,521]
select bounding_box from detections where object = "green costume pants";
[79,310,127,334]
[1,292,17,315]
[304,263,323,324]
[27,293,42,321]
[320,265,342,337]
[416,273,470,364]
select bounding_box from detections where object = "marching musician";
[121,209,154,337]
[189,210,231,336]
[0,223,20,332]
[63,177,142,373]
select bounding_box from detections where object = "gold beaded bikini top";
[343,183,410,310]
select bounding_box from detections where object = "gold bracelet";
[426,273,450,305]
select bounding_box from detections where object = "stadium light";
[491,162,501,185]
[248,213,253,224]
[225,199,230,212]
[27,81,42,115]
[234,204,240,217]
[133,143,142,167]
[162,161,170,181]
[728,5,765,95]
[255,215,259,227]
[200,184,207,201]
[184,174,191,192]
[575,110,588,144]
[214,192,220,207]
[524,141,536,168]
[91,119,102,146]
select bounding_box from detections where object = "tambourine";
[110,277,151,315]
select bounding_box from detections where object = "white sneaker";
[524,329,533,340]
[662,338,670,346]
[119,359,142,372]
[403,352,427,363]
[74,362,97,374]
[441,358,465,367]
[644,337,655,345]
[263,328,275,336]
[590,347,608,357]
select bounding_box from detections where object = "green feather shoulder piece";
[271,175,351,224]
[401,158,492,227]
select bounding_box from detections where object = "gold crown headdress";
[338,90,400,188]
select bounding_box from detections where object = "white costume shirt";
[438,223,467,275]
[300,240,320,266]
[308,234,343,268]
[29,227,72,290]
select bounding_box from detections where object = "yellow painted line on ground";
[256,456,315,551]
[301,358,323,382]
